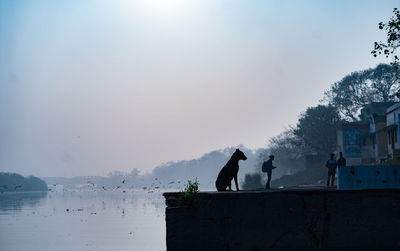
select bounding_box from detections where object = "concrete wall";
[338,166,400,190]
[164,190,400,251]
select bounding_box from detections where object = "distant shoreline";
[0,172,48,193]
[0,190,48,194]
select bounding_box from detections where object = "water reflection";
[0,191,48,213]
[0,190,166,251]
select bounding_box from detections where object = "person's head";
[330,153,335,159]
[339,152,343,157]
[269,155,274,160]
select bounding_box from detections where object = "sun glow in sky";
[0,0,398,177]
[123,0,200,18]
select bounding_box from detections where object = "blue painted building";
[337,102,400,190]
[337,102,395,165]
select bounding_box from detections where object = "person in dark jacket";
[337,152,346,168]
[326,153,337,187]
[263,155,277,189]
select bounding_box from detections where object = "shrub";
[242,173,263,190]
[178,178,199,205]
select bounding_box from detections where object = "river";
[0,189,166,250]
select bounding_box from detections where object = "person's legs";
[266,174,271,189]
[327,173,331,187]
[328,173,334,187]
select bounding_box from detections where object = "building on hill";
[384,102,400,163]
[359,102,396,121]
[337,102,396,165]
[336,102,400,190]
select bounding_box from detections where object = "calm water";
[0,190,166,251]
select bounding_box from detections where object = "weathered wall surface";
[164,189,400,251]
[338,166,400,190]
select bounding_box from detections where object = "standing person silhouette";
[326,153,337,187]
[262,155,277,189]
[337,152,346,168]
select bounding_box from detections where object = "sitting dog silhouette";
[216,149,247,191]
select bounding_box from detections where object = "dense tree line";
[0,173,48,192]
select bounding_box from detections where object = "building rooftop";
[387,102,400,114]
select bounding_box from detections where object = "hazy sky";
[0,0,397,177]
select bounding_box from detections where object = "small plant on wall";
[178,178,199,206]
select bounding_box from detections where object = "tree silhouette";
[324,64,399,121]
[293,105,342,156]
[371,8,400,68]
